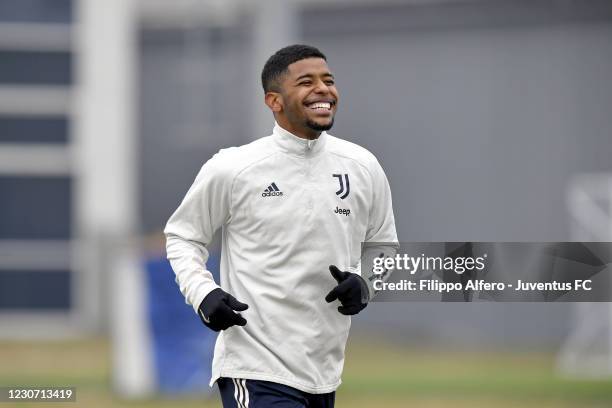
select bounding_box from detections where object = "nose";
[313,79,331,94]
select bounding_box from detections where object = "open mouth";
[305,100,335,112]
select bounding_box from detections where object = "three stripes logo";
[262,182,283,197]
[232,378,249,408]
[333,173,350,199]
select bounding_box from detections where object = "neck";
[276,117,321,140]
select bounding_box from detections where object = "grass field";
[1,337,612,408]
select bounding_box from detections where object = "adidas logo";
[262,182,283,197]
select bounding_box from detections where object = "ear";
[264,92,283,113]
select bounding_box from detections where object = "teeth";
[309,102,331,110]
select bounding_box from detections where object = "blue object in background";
[145,254,219,395]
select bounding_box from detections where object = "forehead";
[286,57,332,78]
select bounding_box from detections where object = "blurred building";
[0,0,76,335]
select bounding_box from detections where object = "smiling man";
[164,44,398,408]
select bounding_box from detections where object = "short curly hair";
[261,44,327,93]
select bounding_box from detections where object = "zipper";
[306,139,315,151]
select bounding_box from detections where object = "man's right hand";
[197,288,249,331]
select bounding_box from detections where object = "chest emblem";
[332,174,350,199]
[262,182,283,197]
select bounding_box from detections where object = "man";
[165,44,398,407]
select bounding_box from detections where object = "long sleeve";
[358,158,399,300]
[164,153,232,313]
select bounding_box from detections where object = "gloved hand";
[325,265,369,315]
[197,288,249,331]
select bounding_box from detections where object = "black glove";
[325,265,369,315]
[197,288,248,331]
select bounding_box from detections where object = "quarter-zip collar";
[272,122,327,157]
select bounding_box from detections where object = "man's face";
[276,58,339,135]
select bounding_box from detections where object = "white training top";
[164,123,398,394]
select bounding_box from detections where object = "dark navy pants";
[217,377,335,408]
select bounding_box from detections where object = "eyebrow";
[295,73,334,82]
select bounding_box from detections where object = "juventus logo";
[333,174,350,199]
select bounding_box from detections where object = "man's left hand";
[325,265,369,315]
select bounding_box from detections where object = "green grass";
[1,337,611,408]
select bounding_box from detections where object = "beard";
[305,117,334,132]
